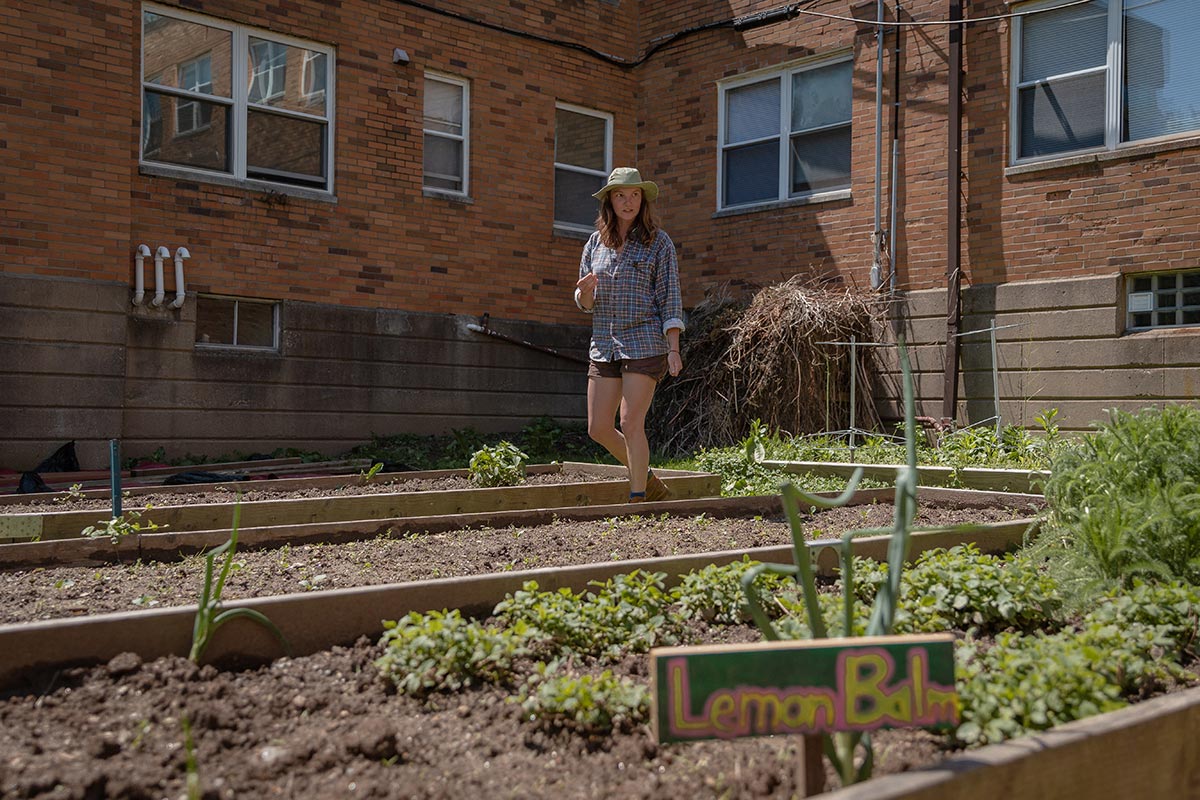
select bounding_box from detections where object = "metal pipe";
[109,439,121,519]
[871,0,886,290]
[889,1,903,293]
[941,0,964,423]
[467,316,588,365]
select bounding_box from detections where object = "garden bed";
[0,463,721,543]
[762,460,1049,494]
[0,499,1033,625]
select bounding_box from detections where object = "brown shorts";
[587,354,669,382]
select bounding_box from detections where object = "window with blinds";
[718,55,852,211]
[423,74,470,195]
[1014,0,1200,161]
[554,104,612,233]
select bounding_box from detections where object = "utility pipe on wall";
[870,0,886,290]
[169,247,190,309]
[151,246,170,307]
[132,244,151,305]
[942,0,965,423]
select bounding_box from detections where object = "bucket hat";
[592,167,659,203]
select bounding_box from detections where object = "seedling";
[80,507,165,544]
[359,462,385,483]
[189,502,289,663]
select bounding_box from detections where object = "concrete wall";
[883,274,1200,433]
[0,272,589,470]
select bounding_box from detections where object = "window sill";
[194,343,283,357]
[712,188,852,219]
[1122,325,1200,339]
[1006,133,1200,178]
[139,163,337,204]
[553,225,593,242]
[422,188,474,204]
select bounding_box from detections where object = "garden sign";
[650,634,958,744]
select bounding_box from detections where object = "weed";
[80,508,165,544]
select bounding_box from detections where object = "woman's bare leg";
[587,376,627,465]
[620,372,657,494]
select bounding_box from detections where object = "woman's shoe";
[645,472,672,502]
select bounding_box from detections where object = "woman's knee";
[588,419,616,442]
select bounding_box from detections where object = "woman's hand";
[667,350,682,377]
[576,272,598,310]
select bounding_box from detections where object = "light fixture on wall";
[392,48,410,65]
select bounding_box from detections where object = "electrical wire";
[390,0,1103,69]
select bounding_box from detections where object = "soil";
[0,628,955,800]
[1,466,618,515]
[0,496,1040,798]
[0,504,1033,625]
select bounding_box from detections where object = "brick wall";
[2,0,1198,463]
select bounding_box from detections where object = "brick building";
[2,0,1197,468]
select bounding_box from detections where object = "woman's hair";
[596,192,659,249]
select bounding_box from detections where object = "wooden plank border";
[763,460,1050,495]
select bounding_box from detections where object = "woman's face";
[609,187,643,225]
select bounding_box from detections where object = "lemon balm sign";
[650,634,957,743]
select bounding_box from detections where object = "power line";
[391,0,1102,69]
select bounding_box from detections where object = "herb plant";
[468,441,529,487]
[517,660,649,737]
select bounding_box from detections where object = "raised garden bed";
[2,514,1195,800]
[0,463,721,543]
[763,460,1050,494]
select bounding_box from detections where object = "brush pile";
[648,277,888,455]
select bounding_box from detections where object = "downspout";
[151,246,169,307]
[870,0,886,290]
[169,247,190,309]
[132,244,151,305]
[888,1,902,293]
[942,0,964,423]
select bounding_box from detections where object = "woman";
[574,167,684,502]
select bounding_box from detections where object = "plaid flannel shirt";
[575,228,685,362]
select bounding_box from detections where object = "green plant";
[375,609,531,694]
[737,339,923,787]
[358,462,384,483]
[54,483,86,504]
[494,571,680,660]
[181,715,201,800]
[516,660,649,737]
[851,545,1063,636]
[468,441,529,487]
[1039,405,1200,590]
[189,504,289,663]
[80,507,165,544]
[955,618,1190,747]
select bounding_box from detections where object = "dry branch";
[648,278,887,455]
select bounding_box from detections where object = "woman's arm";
[574,236,597,312]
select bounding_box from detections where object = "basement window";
[195,295,280,350]
[140,3,335,194]
[1126,269,1200,331]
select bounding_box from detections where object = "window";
[248,39,287,103]
[195,295,280,350]
[140,4,335,192]
[302,51,327,105]
[176,55,213,135]
[423,74,469,195]
[1127,270,1200,331]
[718,56,852,210]
[1014,0,1200,161]
[554,103,612,232]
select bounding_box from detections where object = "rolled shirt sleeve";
[654,234,685,335]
